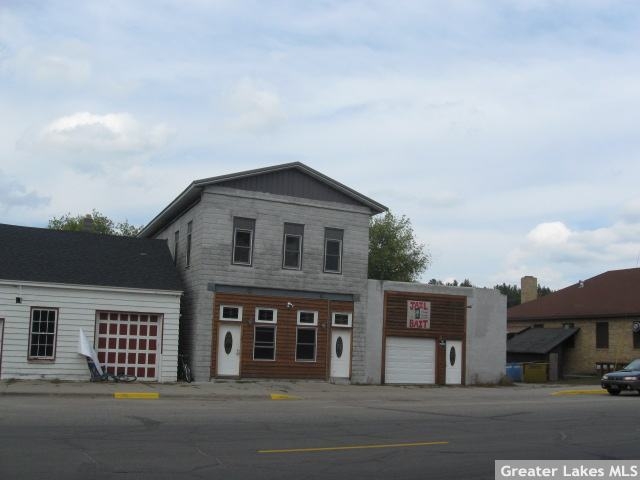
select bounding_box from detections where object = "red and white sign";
[407,300,431,329]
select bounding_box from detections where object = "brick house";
[139,162,387,382]
[507,268,640,375]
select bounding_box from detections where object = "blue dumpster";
[506,363,523,382]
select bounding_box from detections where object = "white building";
[0,224,182,382]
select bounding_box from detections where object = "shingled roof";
[508,268,640,321]
[507,327,579,355]
[0,223,182,292]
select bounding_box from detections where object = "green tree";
[494,283,554,308]
[368,212,429,282]
[48,209,143,237]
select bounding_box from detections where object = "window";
[255,308,277,323]
[173,230,179,266]
[324,228,343,273]
[332,312,352,327]
[254,326,276,360]
[219,305,242,321]
[28,308,58,360]
[232,217,255,265]
[596,322,609,349]
[563,322,575,348]
[296,328,316,362]
[297,311,318,325]
[633,321,640,349]
[283,223,304,270]
[185,221,192,267]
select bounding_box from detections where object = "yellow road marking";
[258,441,449,454]
[270,393,301,400]
[114,392,159,399]
[552,389,607,396]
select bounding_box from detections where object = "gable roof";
[508,268,640,321]
[507,327,579,354]
[139,162,387,238]
[0,223,182,292]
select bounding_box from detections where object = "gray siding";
[154,186,373,382]
[219,169,363,207]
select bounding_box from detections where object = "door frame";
[216,322,242,377]
[445,339,463,385]
[329,327,352,379]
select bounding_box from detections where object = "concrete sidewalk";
[0,379,606,401]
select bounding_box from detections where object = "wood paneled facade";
[211,292,353,380]
[383,291,467,384]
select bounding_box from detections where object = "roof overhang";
[139,162,387,238]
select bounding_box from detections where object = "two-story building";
[139,162,387,382]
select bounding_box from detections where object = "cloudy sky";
[1,1,640,290]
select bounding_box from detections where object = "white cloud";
[527,222,571,246]
[500,203,640,288]
[226,79,286,132]
[39,112,171,154]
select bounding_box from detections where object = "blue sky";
[1,0,640,289]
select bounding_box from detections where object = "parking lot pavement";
[0,378,607,401]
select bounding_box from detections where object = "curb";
[551,389,607,396]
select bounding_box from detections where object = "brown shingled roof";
[508,268,640,321]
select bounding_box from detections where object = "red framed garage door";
[96,311,162,381]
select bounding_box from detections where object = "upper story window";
[28,308,58,360]
[232,217,255,266]
[283,223,304,270]
[173,230,179,266]
[297,311,318,326]
[185,221,193,267]
[324,228,344,274]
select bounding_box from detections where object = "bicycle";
[86,358,137,382]
[178,354,193,383]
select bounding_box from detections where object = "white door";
[446,340,462,385]
[217,323,241,376]
[385,337,435,384]
[330,330,351,378]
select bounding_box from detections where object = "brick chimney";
[521,276,538,304]
[82,214,94,233]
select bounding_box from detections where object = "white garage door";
[96,311,162,381]
[385,337,436,384]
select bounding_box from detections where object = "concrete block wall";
[156,186,373,381]
[365,280,507,385]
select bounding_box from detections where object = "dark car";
[601,359,640,395]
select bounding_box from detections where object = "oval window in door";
[336,336,343,358]
[224,331,233,355]
[449,345,456,366]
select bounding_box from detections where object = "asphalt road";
[0,387,638,480]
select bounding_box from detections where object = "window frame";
[255,307,277,324]
[596,321,609,349]
[331,312,352,328]
[232,218,255,266]
[185,221,192,267]
[219,305,243,322]
[253,325,276,361]
[323,228,344,274]
[295,327,317,362]
[282,233,303,270]
[297,310,318,326]
[28,307,59,361]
